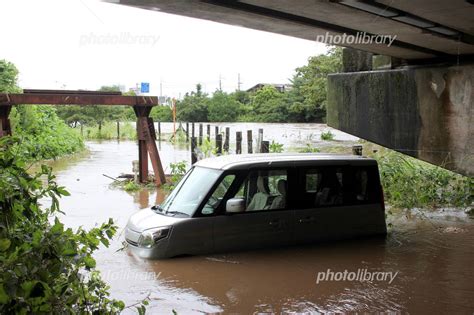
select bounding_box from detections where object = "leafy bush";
[269,140,284,153]
[123,181,141,192]
[163,161,188,192]
[9,106,84,160]
[320,130,335,141]
[375,151,473,209]
[0,136,124,313]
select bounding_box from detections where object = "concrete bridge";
[106,0,474,176]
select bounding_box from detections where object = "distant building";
[246,83,292,93]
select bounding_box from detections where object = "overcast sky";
[0,0,326,98]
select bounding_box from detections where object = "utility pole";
[219,74,222,91]
[237,73,242,91]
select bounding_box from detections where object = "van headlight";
[138,227,170,248]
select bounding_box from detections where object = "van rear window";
[300,165,381,208]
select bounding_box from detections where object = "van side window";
[305,170,321,192]
[238,170,288,211]
[202,174,236,215]
[300,166,381,208]
[314,167,344,206]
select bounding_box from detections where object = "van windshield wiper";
[164,210,190,217]
[151,205,164,213]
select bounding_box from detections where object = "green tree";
[288,47,342,122]
[250,85,288,122]
[0,60,83,160]
[0,60,21,93]
[151,105,173,122]
[208,90,241,122]
[176,84,209,122]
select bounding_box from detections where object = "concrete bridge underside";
[106,0,474,176]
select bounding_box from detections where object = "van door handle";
[299,217,315,224]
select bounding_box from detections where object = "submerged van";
[125,153,387,258]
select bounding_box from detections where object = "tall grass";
[75,122,137,140]
[374,150,473,210]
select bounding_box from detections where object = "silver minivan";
[125,154,387,259]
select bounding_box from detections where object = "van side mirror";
[226,198,245,213]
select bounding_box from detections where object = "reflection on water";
[48,126,473,314]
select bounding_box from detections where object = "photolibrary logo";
[316,32,397,47]
[79,32,160,47]
[316,268,398,285]
[88,270,161,282]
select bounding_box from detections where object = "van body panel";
[212,210,293,253]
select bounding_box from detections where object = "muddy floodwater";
[46,123,473,314]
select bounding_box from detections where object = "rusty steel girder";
[0,93,157,106]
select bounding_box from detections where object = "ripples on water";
[46,127,473,314]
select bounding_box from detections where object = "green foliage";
[0,136,124,313]
[176,84,209,122]
[298,144,320,153]
[375,151,473,209]
[9,106,84,160]
[151,105,173,122]
[198,138,217,158]
[287,47,342,122]
[0,60,21,93]
[163,161,188,192]
[250,86,288,122]
[207,90,240,122]
[269,140,284,153]
[320,130,335,141]
[0,60,83,161]
[122,181,140,192]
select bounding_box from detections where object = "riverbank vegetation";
[0,137,126,313]
[1,60,84,161]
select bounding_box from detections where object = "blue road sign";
[140,82,150,93]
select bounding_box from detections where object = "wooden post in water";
[216,134,223,155]
[236,131,242,154]
[206,124,210,141]
[116,121,120,140]
[191,137,198,164]
[157,121,161,142]
[199,124,203,145]
[186,122,189,142]
[257,128,264,153]
[224,127,230,152]
[261,140,269,153]
[247,130,253,154]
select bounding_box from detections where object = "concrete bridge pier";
[327,49,473,177]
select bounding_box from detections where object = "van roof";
[194,153,377,170]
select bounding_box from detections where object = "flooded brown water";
[47,124,474,314]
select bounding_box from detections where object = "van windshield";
[160,166,222,217]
